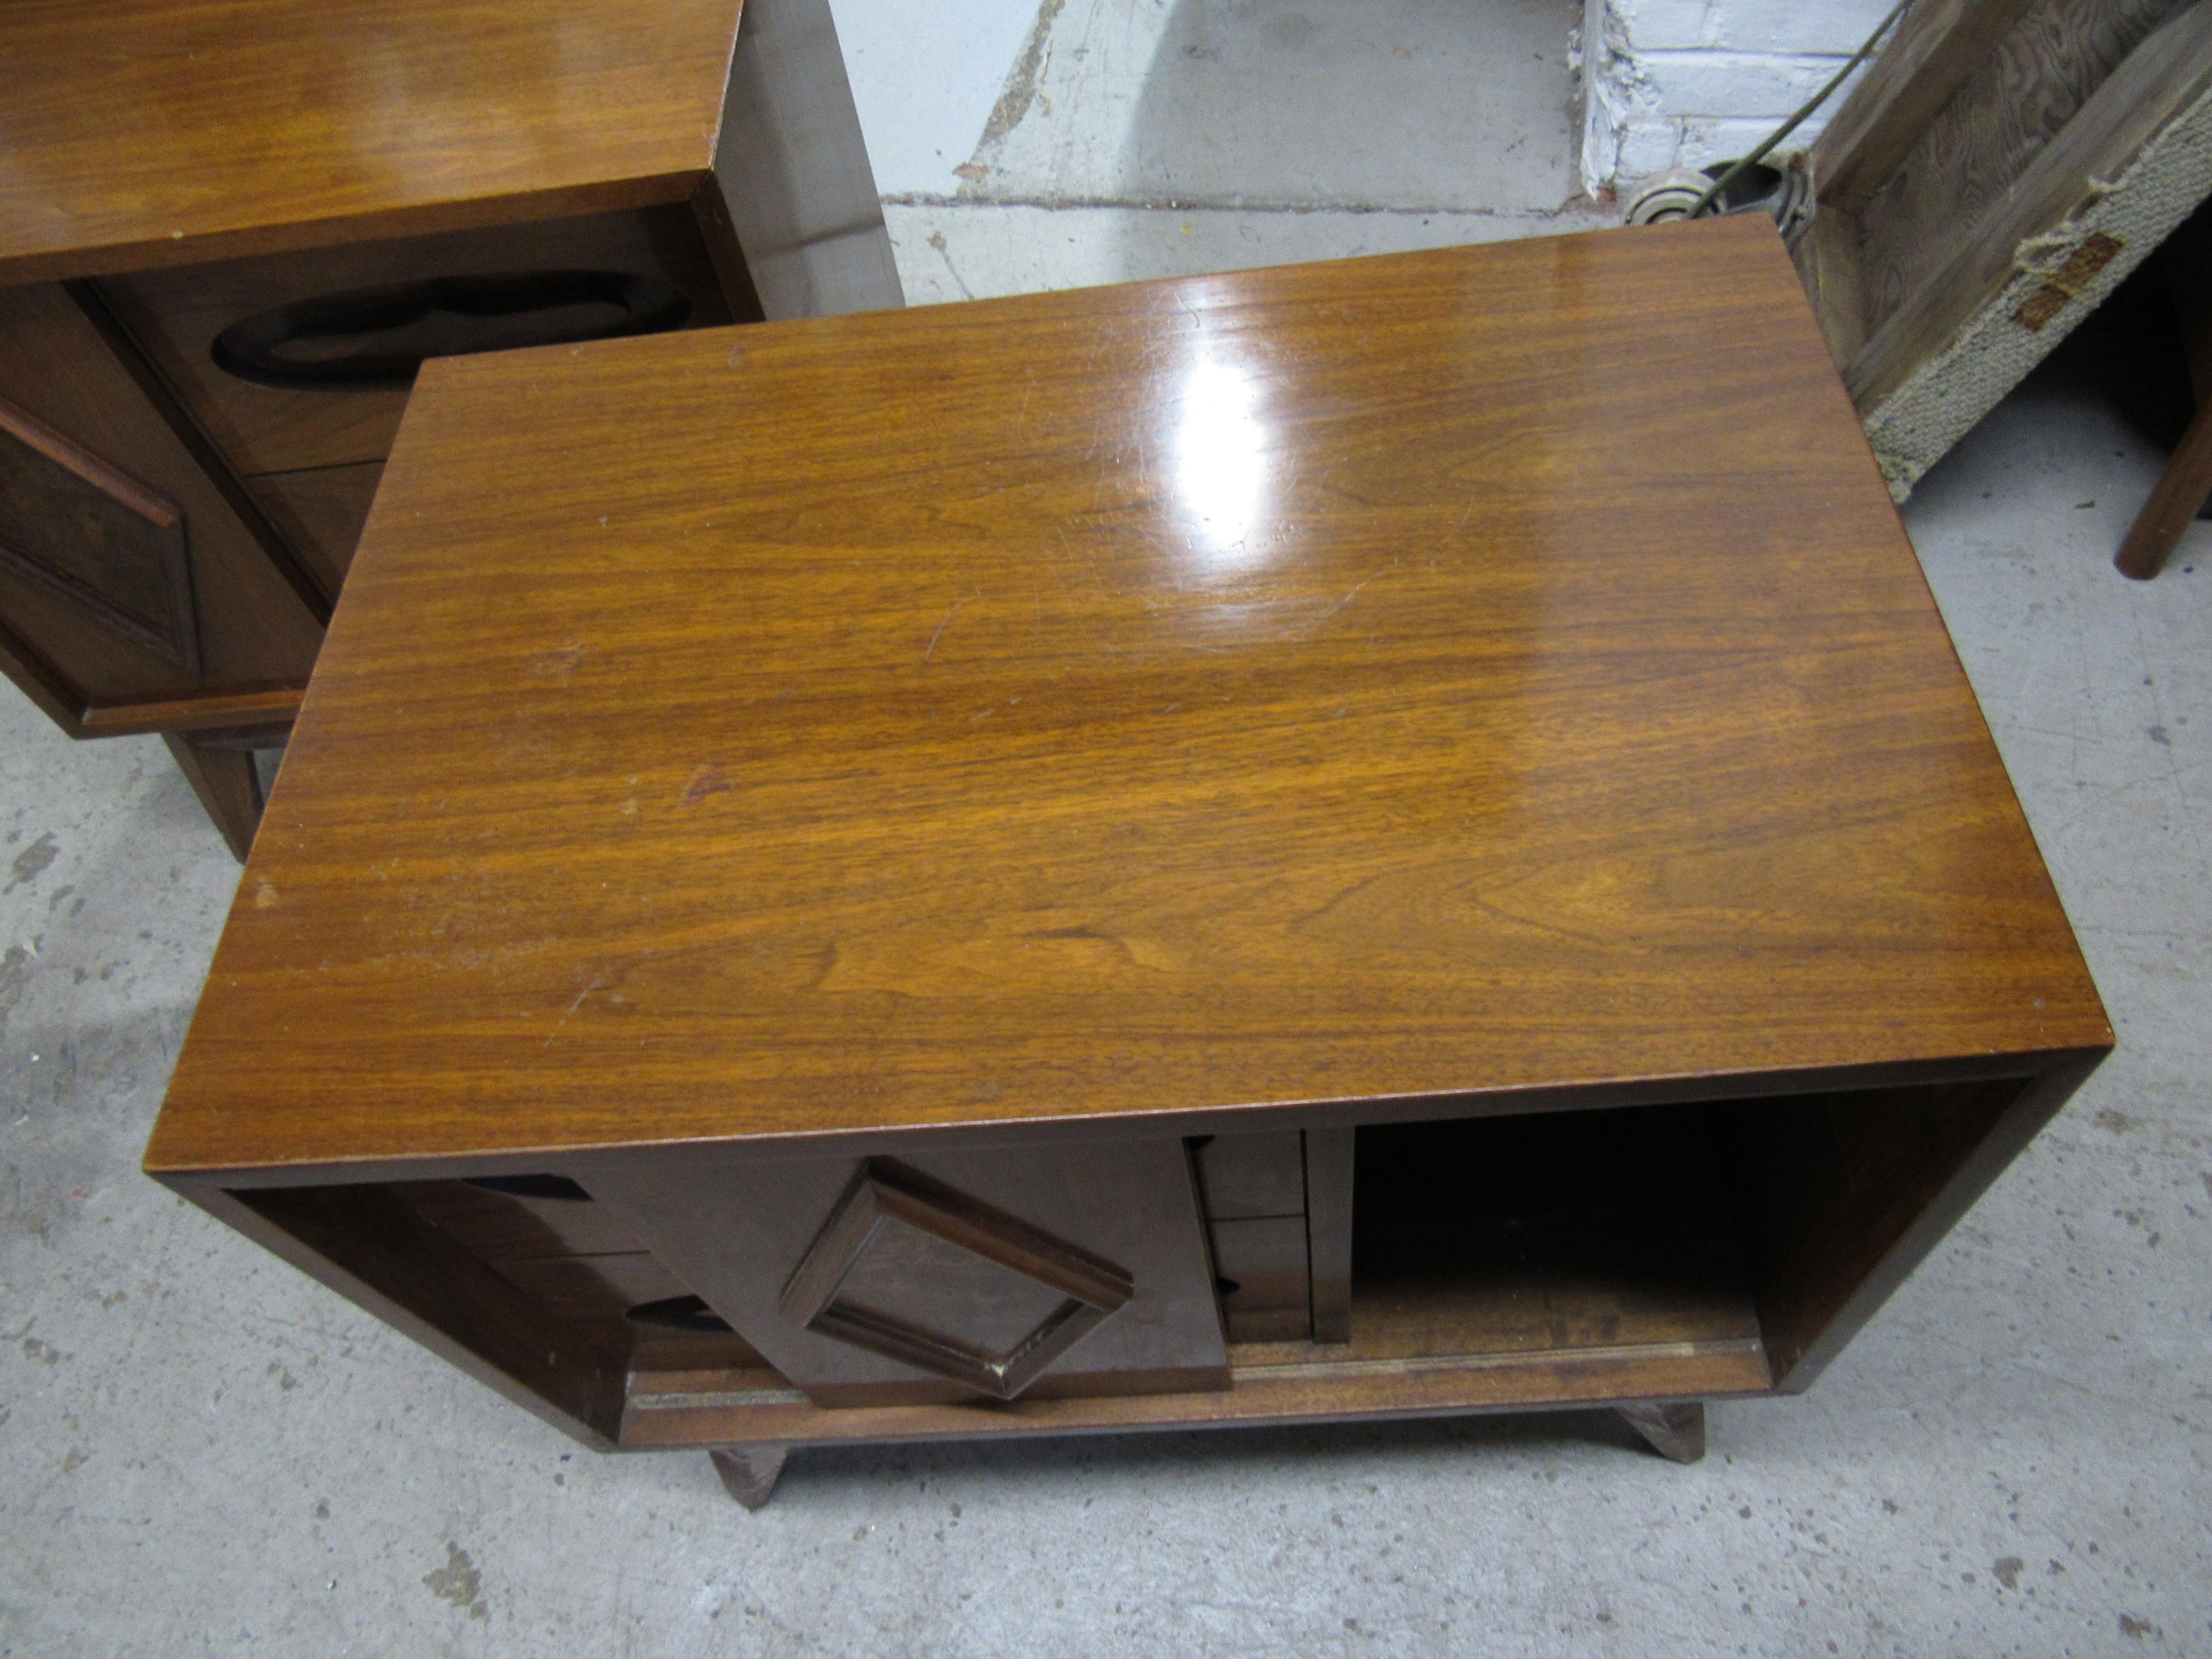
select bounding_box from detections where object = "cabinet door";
[582,1139,1229,1408]
[0,283,323,733]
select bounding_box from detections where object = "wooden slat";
[619,1340,1773,1451]
[1852,0,2190,348]
[1809,0,2042,213]
[163,733,264,861]
[1847,1,2212,409]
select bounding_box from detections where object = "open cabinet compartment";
[1325,1072,2030,1392]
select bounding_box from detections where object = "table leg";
[163,733,264,862]
[2116,396,2212,579]
[1617,1401,1706,1464]
[710,1444,791,1510]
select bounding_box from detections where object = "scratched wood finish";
[145,216,2109,1177]
[0,0,744,284]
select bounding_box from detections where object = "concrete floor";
[4,2,2211,1652]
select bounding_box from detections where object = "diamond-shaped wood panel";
[779,1160,1133,1401]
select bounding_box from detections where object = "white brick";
[1636,48,1852,118]
[1707,0,1893,55]
[1672,116,1805,169]
[1611,0,1713,50]
[1611,0,1891,53]
[1616,120,1685,175]
[1580,0,1884,189]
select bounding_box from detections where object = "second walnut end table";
[0,0,899,854]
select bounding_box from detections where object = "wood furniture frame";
[0,0,899,857]
[1791,0,2212,502]
[145,218,2111,1507]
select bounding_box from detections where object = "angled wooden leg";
[710,1444,790,1510]
[162,733,265,862]
[1617,1401,1706,1464]
[2116,396,2212,579]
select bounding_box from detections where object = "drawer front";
[100,203,737,478]
[0,282,322,726]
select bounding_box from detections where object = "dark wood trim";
[0,610,89,735]
[709,1444,788,1508]
[67,279,335,622]
[162,733,264,861]
[1617,1400,1707,1463]
[82,682,303,736]
[2116,392,2212,577]
[778,1159,1135,1401]
[0,536,192,667]
[0,388,181,524]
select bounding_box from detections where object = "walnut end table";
[145,216,2111,1506]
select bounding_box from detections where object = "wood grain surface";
[146,216,2109,1177]
[619,1339,1774,1453]
[1852,0,2188,342]
[1807,0,2042,216]
[0,0,743,283]
[245,466,385,595]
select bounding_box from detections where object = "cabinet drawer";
[100,204,737,478]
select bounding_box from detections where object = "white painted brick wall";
[1579,0,1895,193]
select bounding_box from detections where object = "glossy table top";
[147,216,2110,1175]
[0,0,742,283]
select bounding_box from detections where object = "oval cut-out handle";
[212,270,693,390]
